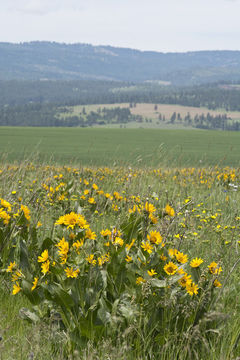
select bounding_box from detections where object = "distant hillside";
[1,42,240,85]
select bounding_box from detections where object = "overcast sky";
[0,0,239,52]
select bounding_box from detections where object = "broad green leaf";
[150,279,167,288]
[19,307,39,323]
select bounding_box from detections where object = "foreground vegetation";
[1,127,240,167]
[0,163,239,359]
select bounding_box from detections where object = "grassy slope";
[0,127,240,167]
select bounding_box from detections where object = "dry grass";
[62,103,240,122]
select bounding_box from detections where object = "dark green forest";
[1,79,240,109]
[1,79,240,129]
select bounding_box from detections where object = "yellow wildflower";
[20,205,31,221]
[126,238,136,251]
[101,229,111,237]
[147,269,157,277]
[213,279,222,288]
[141,241,153,254]
[12,282,21,295]
[145,201,156,214]
[85,228,96,240]
[86,254,96,266]
[56,237,69,264]
[165,204,175,217]
[114,237,124,246]
[186,282,199,296]
[1,198,12,212]
[31,277,38,291]
[208,262,223,275]
[164,261,178,275]
[190,258,204,268]
[38,249,49,263]
[72,239,84,253]
[11,270,22,282]
[0,209,11,224]
[41,260,50,274]
[92,183,98,190]
[55,212,89,229]
[125,255,133,263]
[175,251,188,264]
[88,197,96,204]
[168,248,178,258]
[178,274,192,288]
[136,276,146,285]
[64,267,80,278]
[147,231,162,245]
[7,261,16,273]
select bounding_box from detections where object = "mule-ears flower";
[125,255,133,263]
[65,267,80,278]
[7,261,16,273]
[190,257,204,268]
[136,276,146,285]
[186,282,199,296]
[12,282,21,295]
[178,273,192,288]
[38,249,49,263]
[41,260,50,274]
[141,241,153,254]
[147,269,157,277]
[147,231,162,245]
[31,277,38,291]
[175,251,188,264]
[213,279,222,288]
[165,204,175,217]
[164,261,178,275]
[208,262,222,274]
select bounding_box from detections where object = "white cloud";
[0,0,240,51]
[3,0,85,15]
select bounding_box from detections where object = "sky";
[0,0,240,53]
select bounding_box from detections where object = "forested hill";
[1,41,240,85]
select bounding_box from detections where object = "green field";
[0,127,240,167]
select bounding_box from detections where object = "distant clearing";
[59,103,240,128]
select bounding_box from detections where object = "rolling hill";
[1,42,240,85]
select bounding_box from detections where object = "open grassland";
[0,127,240,167]
[60,103,240,124]
[0,164,239,359]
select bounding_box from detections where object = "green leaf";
[21,279,42,305]
[150,279,167,288]
[168,273,183,285]
[97,306,111,325]
[19,307,39,323]
[40,237,53,252]
[19,240,30,270]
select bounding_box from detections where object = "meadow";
[0,162,239,359]
[0,126,239,359]
[60,103,240,120]
[60,103,240,126]
[0,127,240,167]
